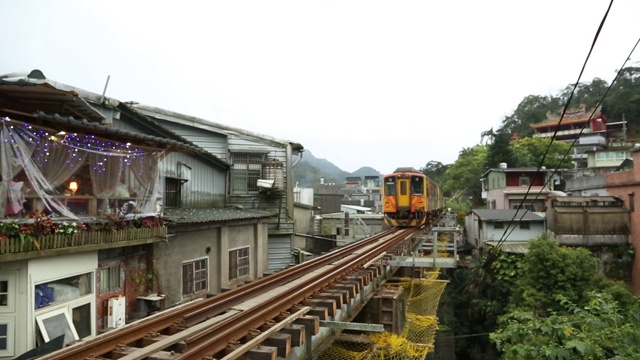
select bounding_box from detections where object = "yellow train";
[382,167,444,227]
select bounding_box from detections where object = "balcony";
[0,215,167,261]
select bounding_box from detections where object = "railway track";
[44,227,423,360]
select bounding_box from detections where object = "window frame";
[164,177,182,208]
[229,246,251,281]
[99,265,121,294]
[0,273,15,313]
[230,153,264,195]
[182,257,209,297]
[0,318,14,357]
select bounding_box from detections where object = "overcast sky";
[1,1,639,175]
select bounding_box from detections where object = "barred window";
[230,154,263,194]
[164,178,182,207]
[100,265,121,293]
[182,258,208,296]
[229,247,250,280]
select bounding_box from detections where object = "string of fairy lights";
[1,116,152,176]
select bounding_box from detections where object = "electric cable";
[488,0,615,253]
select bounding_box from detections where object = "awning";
[485,241,530,254]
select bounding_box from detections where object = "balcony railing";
[0,219,167,261]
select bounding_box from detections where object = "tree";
[491,292,640,359]
[602,66,640,136]
[485,129,518,169]
[559,77,610,111]
[510,137,573,169]
[419,160,449,189]
[442,146,487,204]
[500,95,562,138]
[510,235,598,316]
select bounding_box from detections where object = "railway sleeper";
[322,288,350,304]
[315,292,344,308]
[261,332,292,358]
[223,344,278,360]
[141,334,188,353]
[302,298,337,318]
[293,315,320,336]
[331,283,357,298]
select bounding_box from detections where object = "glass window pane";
[72,303,91,339]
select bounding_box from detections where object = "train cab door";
[397,178,411,209]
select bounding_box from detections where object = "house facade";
[127,105,304,272]
[465,209,546,252]
[480,164,558,211]
[604,147,640,293]
[0,70,298,357]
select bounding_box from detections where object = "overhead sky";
[1,1,639,175]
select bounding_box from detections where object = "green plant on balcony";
[0,211,165,254]
[0,211,86,250]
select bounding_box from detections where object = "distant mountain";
[293,150,381,188]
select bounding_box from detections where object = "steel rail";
[177,228,419,359]
[44,228,411,359]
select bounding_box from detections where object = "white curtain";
[32,137,84,188]
[0,122,76,218]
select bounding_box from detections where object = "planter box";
[0,227,168,254]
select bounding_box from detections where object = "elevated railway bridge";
[42,214,459,360]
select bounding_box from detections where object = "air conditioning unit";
[107,296,126,329]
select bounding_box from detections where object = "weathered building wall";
[605,148,640,293]
[156,220,268,306]
[96,246,151,329]
[0,260,28,359]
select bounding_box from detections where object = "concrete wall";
[605,147,640,293]
[155,220,269,307]
[0,260,28,359]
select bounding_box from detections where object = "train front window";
[384,178,396,196]
[400,181,407,196]
[411,176,424,195]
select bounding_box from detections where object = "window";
[0,320,14,357]
[36,308,79,346]
[100,265,121,293]
[182,258,208,296]
[164,177,182,207]
[231,153,263,194]
[0,273,15,313]
[411,176,423,195]
[229,247,250,280]
[630,193,635,212]
[0,281,8,308]
[519,177,529,186]
[384,178,396,196]
[494,222,504,229]
[520,221,530,230]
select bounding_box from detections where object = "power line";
[490,0,616,252]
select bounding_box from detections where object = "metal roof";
[163,208,273,224]
[0,70,105,121]
[130,104,304,152]
[32,112,227,168]
[472,209,545,222]
[480,167,557,178]
[485,241,530,254]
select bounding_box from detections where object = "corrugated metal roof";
[163,208,273,224]
[131,104,304,152]
[0,71,105,121]
[553,206,629,214]
[472,209,544,222]
[485,241,530,254]
[33,112,227,168]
